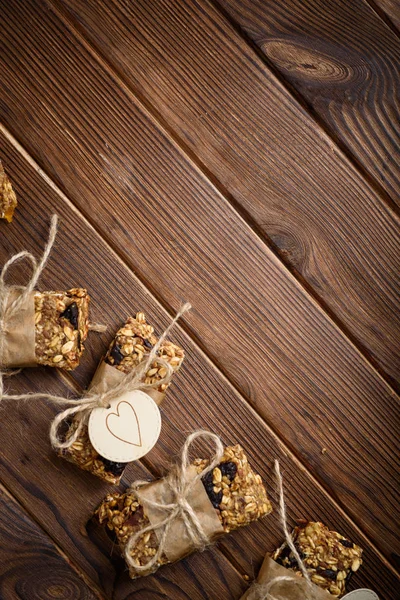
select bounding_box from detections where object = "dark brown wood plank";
[1,116,399,598]
[112,549,248,600]
[372,0,400,30]
[0,483,101,600]
[213,0,400,205]
[0,0,399,564]
[43,0,400,385]
[0,369,120,598]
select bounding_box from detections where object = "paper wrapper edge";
[136,466,224,563]
[0,290,36,367]
[240,555,333,599]
[88,360,165,405]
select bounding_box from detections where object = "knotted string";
[0,214,59,399]
[48,301,191,449]
[124,430,225,573]
[247,460,316,600]
[1,297,191,449]
[0,214,189,450]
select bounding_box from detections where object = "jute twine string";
[1,301,190,449]
[48,301,191,450]
[0,214,59,399]
[0,214,190,451]
[124,430,225,573]
[247,460,316,600]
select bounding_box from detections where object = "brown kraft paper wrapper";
[241,556,332,600]
[0,290,36,368]
[89,360,165,406]
[136,465,224,563]
[93,443,272,577]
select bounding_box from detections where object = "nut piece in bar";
[272,521,363,597]
[93,444,272,578]
[60,312,185,483]
[34,288,90,370]
[0,162,17,222]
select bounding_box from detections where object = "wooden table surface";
[0,0,399,598]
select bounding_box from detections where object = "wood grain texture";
[112,550,247,600]
[45,0,400,385]
[372,0,400,30]
[0,370,119,598]
[214,0,400,205]
[0,0,399,566]
[1,113,399,599]
[0,484,100,600]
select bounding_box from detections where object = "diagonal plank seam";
[208,0,400,218]
[0,121,395,579]
[0,478,107,600]
[2,121,400,566]
[364,0,400,38]
[59,358,400,581]
[36,0,400,392]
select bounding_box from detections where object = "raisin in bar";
[272,521,363,597]
[34,288,89,370]
[93,444,272,578]
[60,312,185,483]
[0,162,17,222]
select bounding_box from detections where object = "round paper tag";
[342,591,380,600]
[88,390,161,463]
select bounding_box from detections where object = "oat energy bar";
[60,312,184,483]
[34,289,89,370]
[0,163,17,222]
[94,444,272,578]
[272,521,363,597]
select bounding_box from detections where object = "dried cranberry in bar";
[59,311,185,483]
[93,444,272,578]
[272,521,363,597]
[34,289,89,370]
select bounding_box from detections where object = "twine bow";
[0,214,190,451]
[48,301,191,450]
[124,430,225,573]
[0,214,59,398]
[247,460,316,600]
[1,300,191,449]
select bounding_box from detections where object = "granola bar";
[34,288,89,370]
[272,521,363,597]
[94,444,272,578]
[0,162,17,222]
[60,312,185,483]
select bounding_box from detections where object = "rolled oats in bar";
[272,521,363,597]
[59,312,185,484]
[0,163,17,223]
[34,288,89,370]
[93,444,272,578]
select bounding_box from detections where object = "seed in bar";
[93,444,272,578]
[0,162,17,223]
[59,312,185,483]
[272,521,363,597]
[34,288,90,370]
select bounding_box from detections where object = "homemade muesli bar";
[34,288,90,370]
[0,162,17,222]
[272,521,363,597]
[94,444,272,578]
[60,312,185,483]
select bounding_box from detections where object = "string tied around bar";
[124,430,225,573]
[247,460,317,600]
[0,287,190,450]
[0,215,59,399]
[0,215,189,451]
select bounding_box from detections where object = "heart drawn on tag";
[88,390,161,463]
[106,401,142,447]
